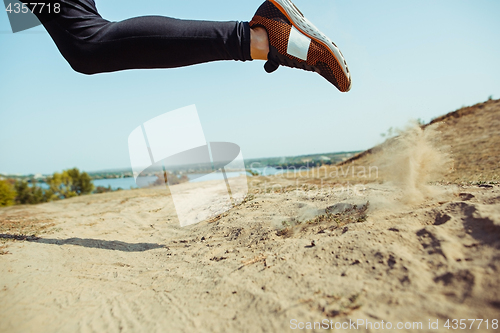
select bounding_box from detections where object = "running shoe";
[250,0,352,92]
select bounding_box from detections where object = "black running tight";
[27,0,252,74]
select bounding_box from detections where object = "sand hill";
[1,100,499,333]
[339,99,500,183]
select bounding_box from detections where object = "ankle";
[250,27,269,60]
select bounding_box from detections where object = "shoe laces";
[265,49,317,74]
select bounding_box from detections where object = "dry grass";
[239,254,267,269]
[0,209,55,247]
[0,244,10,255]
[0,213,55,236]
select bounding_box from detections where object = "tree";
[46,172,77,199]
[0,179,16,207]
[14,180,50,205]
[46,168,94,199]
[65,168,94,195]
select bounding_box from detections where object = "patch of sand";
[1,179,499,332]
[1,100,500,332]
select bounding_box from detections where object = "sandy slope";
[1,178,499,332]
[2,100,500,332]
[338,99,500,183]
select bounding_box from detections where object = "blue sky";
[1,0,499,175]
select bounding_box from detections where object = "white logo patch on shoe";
[287,26,311,61]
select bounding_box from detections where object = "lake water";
[30,167,292,191]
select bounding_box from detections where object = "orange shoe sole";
[268,0,352,91]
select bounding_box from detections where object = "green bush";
[0,179,16,207]
[65,168,94,195]
[14,180,51,205]
[6,168,96,206]
[46,168,94,199]
[95,185,113,194]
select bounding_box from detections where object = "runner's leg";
[30,0,254,74]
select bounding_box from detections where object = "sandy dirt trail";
[1,179,499,333]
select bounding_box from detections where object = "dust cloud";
[376,121,453,205]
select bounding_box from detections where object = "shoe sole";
[269,0,351,90]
